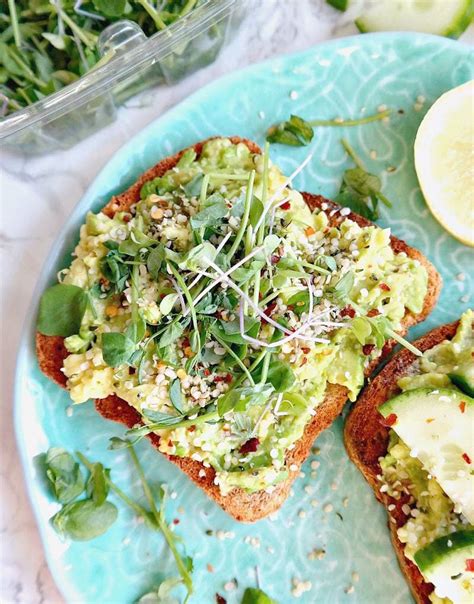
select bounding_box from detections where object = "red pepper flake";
[367,309,380,317]
[215,595,227,604]
[380,413,397,427]
[340,306,356,318]
[465,559,474,572]
[271,254,280,265]
[173,518,180,525]
[280,201,291,210]
[182,337,190,348]
[462,452,472,464]
[379,283,391,292]
[460,401,466,413]
[301,357,308,366]
[287,304,294,311]
[264,302,277,317]
[301,347,311,354]
[224,373,233,383]
[207,563,215,573]
[239,437,260,454]
[203,368,211,376]
[188,425,196,432]
[362,344,375,356]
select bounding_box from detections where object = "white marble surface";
[1,2,472,602]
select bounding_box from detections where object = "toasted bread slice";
[36,136,441,522]
[344,321,459,603]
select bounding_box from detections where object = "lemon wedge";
[414,80,474,247]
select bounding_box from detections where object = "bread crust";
[35,136,441,522]
[344,321,459,603]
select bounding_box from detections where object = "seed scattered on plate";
[345,585,355,594]
[224,580,237,592]
[308,548,326,560]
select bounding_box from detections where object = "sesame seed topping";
[224,580,237,592]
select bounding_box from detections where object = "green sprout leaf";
[51,499,118,541]
[147,244,166,280]
[137,577,182,604]
[253,358,296,393]
[241,587,279,604]
[92,0,127,17]
[266,114,314,146]
[101,332,136,366]
[86,462,110,506]
[44,448,85,504]
[169,379,184,414]
[37,284,87,337]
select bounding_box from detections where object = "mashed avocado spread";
[380,310,474,604]
[39,138,427,494]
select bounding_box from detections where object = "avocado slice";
[414,530,474,604]
[449,363,474,397]
[379,387,474,523]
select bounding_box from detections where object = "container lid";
[0,0,239,140]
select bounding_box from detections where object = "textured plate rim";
[13,31,472,603]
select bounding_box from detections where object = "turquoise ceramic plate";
[15,33,474,604]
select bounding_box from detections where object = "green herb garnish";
[334,138,393,220]
[1,0,205,116]
[138,577,183,604]
[266,110,391,146]
[241,587,279,604]
[39,447,118,541]
[37,284,88,337]
[266,115,314,146]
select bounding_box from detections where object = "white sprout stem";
[272,393,284,417]
[186,231,232,292]
[206,259,295,336]
[74,0,105,20]
[182,245,265,318]
[252,396,277,435]
[238,304,329,349]
[52,0,65,35]
[252,150,315,238]
[169,276,186,314]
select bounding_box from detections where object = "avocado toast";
[345,311,474,603]
[36,136,441,522]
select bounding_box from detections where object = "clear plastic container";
[0,0,247,155]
